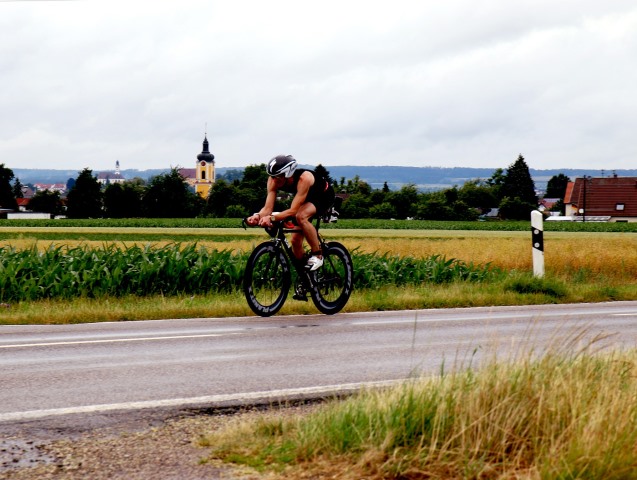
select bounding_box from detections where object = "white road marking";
[0,333,239,349]
[0,380,403,422]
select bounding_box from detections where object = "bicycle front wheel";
[243,242,291,317]
[309,241,353,315]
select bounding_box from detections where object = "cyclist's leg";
[296,202,320,257]
[290,231,305,261]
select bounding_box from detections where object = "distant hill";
[316,166,498,190]
[309,166,637,191]
[11,166,637,192]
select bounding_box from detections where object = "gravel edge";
[0,408,276,480]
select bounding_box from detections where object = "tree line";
[206,155,568,221]
[0,155,570,220]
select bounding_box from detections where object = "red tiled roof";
[539,198,560,209]
[566,176,637,217]
[563,182,575,203]
[178,168,196,179]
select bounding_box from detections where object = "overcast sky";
[1,0,636,174]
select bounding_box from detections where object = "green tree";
[206,179,234,217]
[450,200,479,221]
[143,168,204,218]
[335,177,346,194]
[341,193,372,218]
[487,168,506,202]
[369,189,388,207]
[66,168,103,218]
[314,164,333,185]
[545,173,570,199]
[342,175,371,196]
[12,178,24,200]
[369,202,397,219]
[386,184,419,219]
[416,193,452,220]
[458,179,497,210]
[27,190,63,216]
[500,154,537,205]
[104,181,144,218]
[218,169,243,183]
[415,189,479,221]
[0,164,17,210]
[233,164,269,213]
[498,196,536,220]
[225,204,248,218]
[550,199,565,215]
[241,164,269,190]
[243,164,271,212]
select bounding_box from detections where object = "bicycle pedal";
[292,293,308,301]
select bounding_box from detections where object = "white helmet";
[267,155,298,178]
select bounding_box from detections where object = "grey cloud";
[1,0,637,171]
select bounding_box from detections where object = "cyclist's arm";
[259,177,279,216]
[247,177,279,226]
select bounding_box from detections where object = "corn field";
[0,244,494,302]
[351,251,496,286]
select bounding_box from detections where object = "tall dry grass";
[203,341,637,479]
[345,233,637,278]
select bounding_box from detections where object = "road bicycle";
[242,200,353,317]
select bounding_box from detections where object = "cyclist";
[246,155,335,271]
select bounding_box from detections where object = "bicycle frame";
[242,211,353,316]
[245,216,326,289]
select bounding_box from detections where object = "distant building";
[179,135,216,198]
[33,183,66,194]
[179,168,197,189]
[97,160,126,185]
[16,197,31,212]
[538,197,560,212]
[564,175,637,222]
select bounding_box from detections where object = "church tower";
[195,134,215,198]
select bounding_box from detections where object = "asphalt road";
[2,301,637,425]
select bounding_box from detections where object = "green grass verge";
[1,279,635,325]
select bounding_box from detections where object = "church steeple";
[194,131,216,198]
[197,136,215,164]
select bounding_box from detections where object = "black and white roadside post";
[531,210,544,277]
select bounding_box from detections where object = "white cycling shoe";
[306,255,323,271]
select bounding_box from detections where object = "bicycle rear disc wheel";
[243,242,291,317]
[309,241,353,315]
